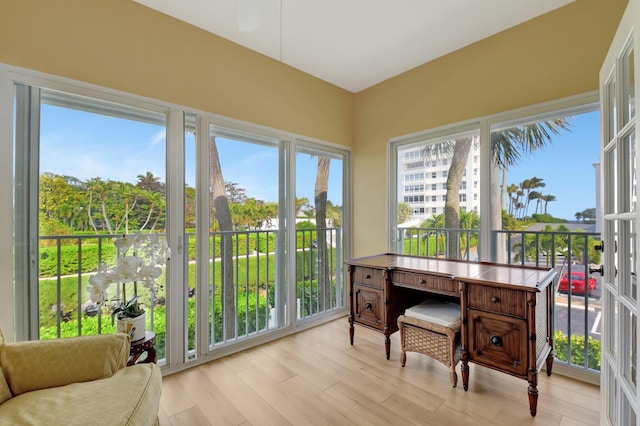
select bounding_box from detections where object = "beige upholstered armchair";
[0,329,161,426]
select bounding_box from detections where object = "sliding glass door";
[10,74,351,372]
[14,86,170,354]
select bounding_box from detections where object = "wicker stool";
[398,300,462,387]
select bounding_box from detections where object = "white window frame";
[388,91,599,259]
[0,63,352,373]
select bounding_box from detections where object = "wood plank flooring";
[159,317,600,425]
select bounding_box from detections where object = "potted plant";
[88,232,170,342]
[112,295,146,342]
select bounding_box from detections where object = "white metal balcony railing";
[37,228,344,361]
[397,226,602,375]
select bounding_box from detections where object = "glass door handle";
[589,265,604,276]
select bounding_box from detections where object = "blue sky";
[506,110,599,220]
[40,103,597,220]
[40,104,343,207]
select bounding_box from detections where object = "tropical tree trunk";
[100,192,112,233]
[87,191,98,233]
[314,157,331,311]
[209,138,236,340]
[490,165,505,262]
[444,137,473,259]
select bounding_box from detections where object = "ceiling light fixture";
[237,0,261,32]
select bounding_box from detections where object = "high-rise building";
[398,144,481,224]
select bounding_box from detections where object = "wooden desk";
[347,254,557,417]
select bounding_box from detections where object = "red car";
[558,270,597,296]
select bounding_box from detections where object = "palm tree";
[528,190,543,216]
[397,202,413,224]
[139,191,164,231]
[506,183,519,216]
[314,156,332,311]
[209,137,236,340]
[541,194,557,214]
[421,214,446,255]
[444,136,475,259]
[489,118,571,231]
[136,171,163,193]
[523,177,545,218]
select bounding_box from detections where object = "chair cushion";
[1,333,129,396]
[404,299,461,328]
[0,363,161,426]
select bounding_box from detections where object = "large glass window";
[10,76,351,373]
[15,87,170,353]
[295,145,346,320]
[205,126,286,348]
[390,97,602,380]
[392,128,480,260]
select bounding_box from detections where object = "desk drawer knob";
[419,279,426,285]
[365,302,373,311]
[365,274,371,279]
[491,296,500,303]
[490,335,503,346]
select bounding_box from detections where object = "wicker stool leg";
[450,367,458,387]
[400,320,407,367]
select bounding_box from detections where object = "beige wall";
[0,0,354,146]
[351,0,628,256]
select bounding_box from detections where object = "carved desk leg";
[528,368,539,417]
[349,314,355,345]
[348,265,355,346]
[546,352,554,376]
[385,333,391,360]
[459,282,469,391]
[461,350,469,391]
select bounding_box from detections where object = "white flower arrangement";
[87,232,171,316]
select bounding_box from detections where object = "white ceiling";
[133,0,574,93]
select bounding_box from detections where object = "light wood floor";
[159,317,600,425]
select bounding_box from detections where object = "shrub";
[554,330,601,371]
[533,213,566,223]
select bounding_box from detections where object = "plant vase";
[117,312,146,342]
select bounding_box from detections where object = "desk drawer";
[353,285,384,330]
[352,267,385,289]
[468,309,528,377]
[468,284,526,318]
[391,271,458,296]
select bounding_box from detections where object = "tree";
[489,120,571,252]
[314,156,332,311]
[136,171,163,193]
[295,197,310,216]
[459,210,480,259]
[528,190,543,216]
[506,183,519,216]
[209,138,236,340]
[541,194,557,214]
[112,182,138,234]
[225,181,248,204]
[522,177,545,218]
[397,202,413,224]
[575,211,583,222]
[581,208,596,221]
[139,191,165,231]
[421,214,445,254]
[326,200,343,228]
[444,136,474,259]
[87,178,114,233]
